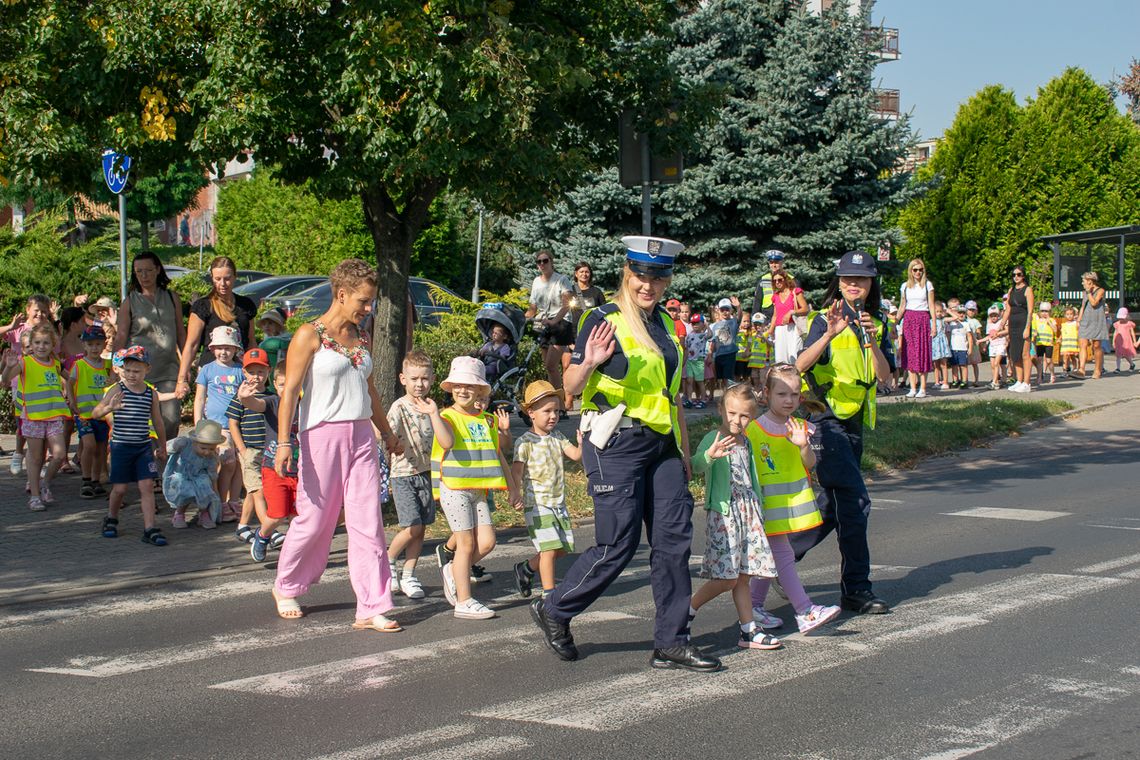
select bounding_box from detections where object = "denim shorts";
[109,440,158,484]
[76,417,110,443]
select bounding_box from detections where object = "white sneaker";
[9,452,21,475]
[905,388,917,398]
[389,562,400,594]
[939,383,950,391]
[796,604,841,634]
[915,390,927,398]
[441,562,457,606]
[399,574,425,600]
[453,598,496,620]
[752,606,784,630]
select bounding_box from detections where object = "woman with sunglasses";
[895,258,936,398]
[999,266,1034,392]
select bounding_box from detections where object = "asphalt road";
[2,402,1138,760]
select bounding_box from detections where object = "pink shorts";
[22,418,65,439]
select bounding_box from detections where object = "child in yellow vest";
[2,322,71,511]
[689,384,781,650]
[70,326,112,498]
[747,364,841,634]
[734,312,753,382]
[431,357,521,620]
[748,312,772,389]
[1060,307,1079,374]
[1032,302,1058,385]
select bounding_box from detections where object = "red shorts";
[262,466,298,519]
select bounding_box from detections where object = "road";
[1,401,1138,759]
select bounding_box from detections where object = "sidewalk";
[2,370,1138,606]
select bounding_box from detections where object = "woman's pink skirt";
[900,310,933,373]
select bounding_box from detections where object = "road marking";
[209,609,644,698]
[1119,568,1140,580]
[944,507,1070,522]
[468,572,1125,731]
[1083,523,1140,531]
[1075,552,1140,574]
[404,737,530,760]
[308,725,477,760]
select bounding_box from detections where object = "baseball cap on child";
[717,298,733,310]
[965,300,978,311]
[113,345,150,367]
[258,309,286,328]
[689,314,705,325]
[80,326,106,342]
[242,348,270,368]
[987,305,1001,315]
[665,298,681,309]
[751,312,767,324]
[209,325,242,349]
[1038,302,1052,312]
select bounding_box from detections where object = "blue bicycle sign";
[101,149,132,195]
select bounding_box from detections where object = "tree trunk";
[140,211,150,251]
[360,182,443,401]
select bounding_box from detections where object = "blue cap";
[80,326,106,342]
[621,236,683,277]
[835,250,878,277]
[765,249,785,262]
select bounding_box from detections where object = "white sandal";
[273,590,303,619]
[352,614,402,633]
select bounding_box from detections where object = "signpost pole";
[471,205,484,303]
[119,193,128,301]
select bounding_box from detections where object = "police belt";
[580,405,643,449]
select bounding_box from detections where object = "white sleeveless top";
[298,324,373,431]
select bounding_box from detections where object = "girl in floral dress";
[689,384,781,650]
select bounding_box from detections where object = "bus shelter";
[1040,225,1140,311]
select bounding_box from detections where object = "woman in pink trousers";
[271,258,404,632]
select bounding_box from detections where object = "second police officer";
[530,235,721,673]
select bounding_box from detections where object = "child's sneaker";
[40,484,55,505]
[219,501,240,523]
[453,598,496,620]
[469,564,492,583]
[399,574,425,600]
[905,388,916,398]
[915,389,927,398]
[199,510,217,530]
[9,452,22,475]
[441,562,457,606]
[269,531,286,550]
[171,511,188,529]
[513,560,535,598]
[795,604,841,634]
[752,607,784,630]
[738,623,782,650]
[28,496,45,512]
[389,561,400,593]
[251,532,271,562]
[434,542,454,569]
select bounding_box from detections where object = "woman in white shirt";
[895,258,937,398]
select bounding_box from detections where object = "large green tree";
[511,0,917,304]
[1,0,688,391]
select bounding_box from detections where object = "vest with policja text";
[804,312,881,429]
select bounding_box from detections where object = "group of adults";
[895,258,1112,390]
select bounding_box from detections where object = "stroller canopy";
[475,302,526,344]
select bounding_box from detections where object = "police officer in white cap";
[791,251,891,614]
[751,249,786,320]
[531,235,720,673]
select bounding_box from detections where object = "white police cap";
[621,235,684,277]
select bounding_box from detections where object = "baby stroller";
[474,302,534,414]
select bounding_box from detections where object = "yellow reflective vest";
[804,311,881,429]
[745,420,823,535]
[72,357,110,419]
[579,305,683,449]
[20,356,69,421]
[1033,315,1056,347]
[431,407,506,498]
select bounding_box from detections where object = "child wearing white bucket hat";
[1112,307,1137,372]
[430,356,522,620]
[195,324,245,523]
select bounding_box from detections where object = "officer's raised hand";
[823,300,851,339]
[580,320,616,368]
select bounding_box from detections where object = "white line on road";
[1074,552,1140,574]
[308,724,477,760]
[404,737,530,760]
[467,572,1126,731]
[209,609,645,698]
[943,507,1070,522]
[1083,523,1140,531]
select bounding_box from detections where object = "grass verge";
[409,399,1069,537]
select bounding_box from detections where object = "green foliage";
[510,0,918,305]
[0,213,117,318]
[899,69,1140,303]
[126,159,208,247]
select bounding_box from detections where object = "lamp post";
[471,202,485,303]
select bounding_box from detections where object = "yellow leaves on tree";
[139,86,177,141]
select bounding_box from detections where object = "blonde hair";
[27,322,59,344]
[1081,271,1099,286]
[717,382,759,415]
[330,258,378,296]
[614,266,667,357]
[402,350,433,373]
[207,256,237,324]
[766,361,827,414]
[905,258,928,289]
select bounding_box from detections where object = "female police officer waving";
[790,251,892,615]
[530,236,720,673]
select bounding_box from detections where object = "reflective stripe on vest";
[1060,322,1078,354]
[579,307,683,448]
[748,335,771,368]
[431,408,506,497]
[74,358,110,418]
[745,421,822,536]
[21,357,69,420]
[805,312,879,429]
[1033,316,1055,346]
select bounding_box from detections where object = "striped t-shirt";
[110,382,154,444]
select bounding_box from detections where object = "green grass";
[404,398,1070,537]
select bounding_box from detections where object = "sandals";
[101,516,118,538]
[235,525,257,544]
[269,531,287,550]
[273,590,304,619]
[141,527,168,546]
[80,483,95,499]
[352,614,402,633]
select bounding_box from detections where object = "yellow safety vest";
[735,329,751,360]
[73,357,110,419]
[1060,321,1078,354]
[745,421,823,536]
[21,356,69,421]
[804,311,880,429]
[1033,315,1055,347]
[747,334,771,369]
[431,407,506,498]
[579,305,683,449]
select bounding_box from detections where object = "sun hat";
[257,309,286,328]
[209,325,242,349]
[187,419,225,446]
[80,326,106,342]
[441,356,489,391]
[717,298,733,310]
[113,345,150,367]
[1116,307,1130,320]
[621,235,683,278]
[522,380,561,410]
[835,250,878,278]
[965,300,978,310]
[242,348,270,369]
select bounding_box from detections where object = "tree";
[1117,58,1140,126]
[510,0,917,304]
[126,159,208,250]
[1,1,686,393]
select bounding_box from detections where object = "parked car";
[279,276,463,326]
[233,274,327,306]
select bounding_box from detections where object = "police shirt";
[571,304,680,391]
[803,302,890,423]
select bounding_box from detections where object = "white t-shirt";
[947,320,969,351]
[529,274,573,322]
[901,281,934,312]
[685,330,709,361]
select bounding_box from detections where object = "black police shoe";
[650,645,722,673]
[530,598,578,661]
[840,590,891,614]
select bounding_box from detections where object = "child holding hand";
[511,381,581,600]
[194,326,245,520]
[689,383,781,651]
